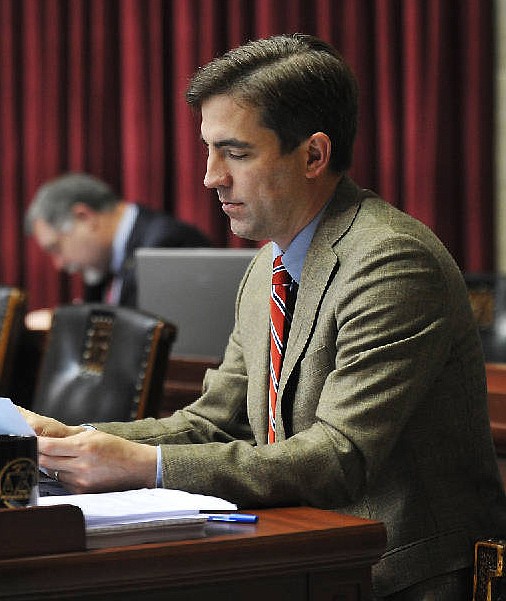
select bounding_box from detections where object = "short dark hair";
[186,33,359,173]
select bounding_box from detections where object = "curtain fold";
[0,0,495,310]
[461,0,495,270]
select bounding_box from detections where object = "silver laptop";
[135,248,258,360]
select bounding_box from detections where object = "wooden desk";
[486,363,506,453]
[485,363,506,487]
[0,506,386,601]
[163,355,220,415]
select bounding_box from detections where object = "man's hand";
[37,429,158,493]
[17,406,84,438]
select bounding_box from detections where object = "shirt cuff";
[156,445,163,487]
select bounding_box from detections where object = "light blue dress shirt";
[272,202,327,284]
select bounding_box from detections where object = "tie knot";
[272,255,291,286]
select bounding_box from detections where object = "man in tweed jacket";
[24,34,506,599]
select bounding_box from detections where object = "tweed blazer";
[84,204,210,307]
[98,177,506,596]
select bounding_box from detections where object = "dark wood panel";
[162,355,220,415]
[486,363,506,455]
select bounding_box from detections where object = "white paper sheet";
[0,398,36,436]
[37,488,237,527]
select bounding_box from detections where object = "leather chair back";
[31,304,176,425]
[0,287,26,397]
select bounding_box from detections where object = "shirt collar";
[272,201,328,284]
[110,203,138,275]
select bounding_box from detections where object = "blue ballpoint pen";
[206,513,258,524]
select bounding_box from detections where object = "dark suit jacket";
[97,178,506,596]
[84,204,210,307]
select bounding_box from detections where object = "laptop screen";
[135,248,258,360]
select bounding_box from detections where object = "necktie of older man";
[268,255,294,444]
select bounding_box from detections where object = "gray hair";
[186,33,358,174]
[25,172,119,233]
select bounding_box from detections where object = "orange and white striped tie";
[268,255,294,443]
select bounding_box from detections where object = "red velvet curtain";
[0,0,494,310]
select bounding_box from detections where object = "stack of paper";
[38,488,236,527]
[37,486,237,547]
[38,488,237,548]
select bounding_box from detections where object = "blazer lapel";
[274,177,364,440]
